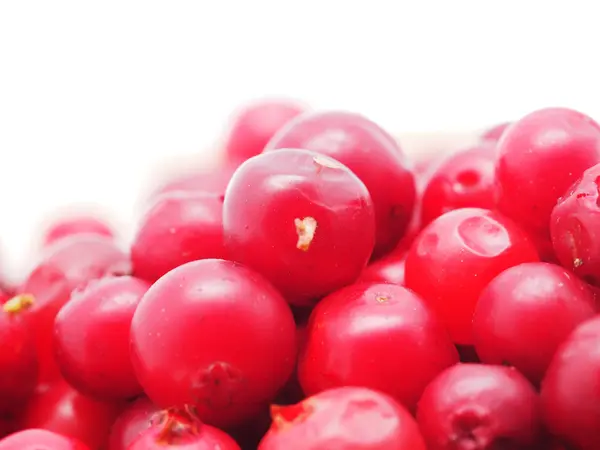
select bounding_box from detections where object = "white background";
[1,1,599,279]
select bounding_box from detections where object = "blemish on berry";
[3,294,35,314]
[375,294,389,303]
[313,155,343,173]
[190,362,245,410]
[270,400,315,432]
[295,217,317,251]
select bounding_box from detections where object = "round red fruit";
[417,364,542,450]
[298,283,458,411]
[131,191,227,283]
[42,215,113,247]
[496,107,600,232]
[264,111,416,258]
[540,315,600,450]
[225,98,307,166]
[54,276,150,399]
[358,250,406,286]
[473,262,598,384]
[130,259,297,428]
[420,143,496,225]
[223,149,375,305]
[405,208,539,344]
[107,397,158,450]
[0,429,90,450]
[259,386,426,450]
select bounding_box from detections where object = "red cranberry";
[42,216,114,247]
[420,143,496,225]
[17,378,123,449]
[128,407,240,450]
[417,363,542,450]
[108,397,158,450]
[223,149,376,305]
[550,162,600,285]
[298,283,458,411]
[131,191,227,283]
[130,259,297,428]
[275,323,308,406]
[264,111,416,258]
[0,295,38,414]
[480,121,511,142]
[540,315,600,450]
[54,276,150,400]
[405,208,539,344]
[0,429,90,450]
[496,107,600,233]
[473,262,598,384]
[224,98,307,166]
[358,250,406,285]
[259,386,426,450]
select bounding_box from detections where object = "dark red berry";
[298,283,458,411]
[420,143,496,225]
[131,191,227,283]
[131,259,297,428]
[224,98,307,166]
[473,262,598,384]
[358,250,406,285]
[0,429,90,450]
[54,276,150,399]
[223,149,375,305]
[480,121,511,142]
[417,363,542,450]
[259,386,426,450]
[540,315,600,450]
[496,107,600,233]
[550,162,600,286]
[17,378,123,450]
[0,295,38,414]
[264,111,416,258]
[42,215,114,247]
[405,208,539,344]
[108,397,158,450]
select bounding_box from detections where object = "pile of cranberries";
[2,100,600,449]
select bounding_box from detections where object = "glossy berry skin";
[358,250,406,286]
[496,107,600,233]
[108,397,158,450]
[43,216,114,247]
[0,296,38,414]
[480,121,511,142]
[54,276,151,400]
[299,283,458,411]
[550,162,600,286]
[405,208,539,344]
[417,364,542,450]
[264,111,416,258]
[131,191,227,283]
[0,429,90,450]
[259,386,426,450]
[225,98,307,166]
[421,143,496,225]
[17,379,123,450]
[223,149,375,305]
[540,315,600,450]
[131,259,297,428]
[473,262,598,384]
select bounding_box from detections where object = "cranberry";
[130,259,297,428]
[54,276,150,400]
[420,143,496,225]
[258,386,426,450]
[223,149,376,305]
[473,262,598,384]
[496,107,600,233]
[405,208,539,344]
[0,429,90,450]
[129,407,240,450]
[275,323,308,406]
[17,378,123,449]
[480,121,511,142]
[0,295,38,414]
[549,162,600,285]
[358,250,406,285]
[224,98,307,166]
[298,283,458,411]
[42,216,114,247]
[150,164,237,202]
[108,397,158,450]
[540,315,600,450]
[131,191,227,283]
[417,363,542,450]
[264,111,416,258]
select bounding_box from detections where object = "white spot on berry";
[295,217,317,251]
